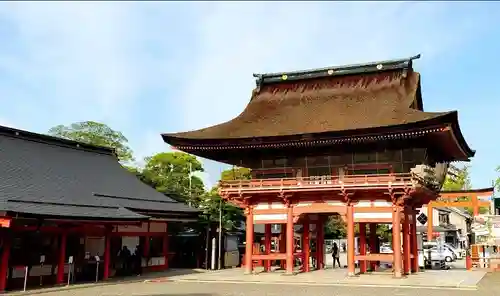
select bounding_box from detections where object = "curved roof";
[163,56,474,161]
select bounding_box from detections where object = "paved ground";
[165,267,485,289]
[4,257,484,296]
[12,272,500,296]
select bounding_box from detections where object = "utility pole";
[218,198,222,270]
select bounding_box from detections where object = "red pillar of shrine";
[280,225,286,269]
[244,206,254,274]
[316,216,324,270]
[303,216,310,272]
[402,209,411,275]
[392,206,403,278]
[359,223,367,273]
[369,223,378,271]
[347,205,356,276]
[56,232,67,284]
[285,204,294,274]
[410,209,419,273]
[264,224,272,272]
[163,222,169,270]
[103,234,111,280]
[0,233,11,292]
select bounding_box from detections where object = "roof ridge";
[7,199,120,209]
[0,125,115,156]
[253,54,421,86]
[93,193,180,204]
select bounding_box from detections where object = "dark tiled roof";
[0,126,198,220]
[0,200,146,220]
[163,57,448,140]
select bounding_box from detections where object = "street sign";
[417,213,428,225]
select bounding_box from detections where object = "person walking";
[332,242,341,268]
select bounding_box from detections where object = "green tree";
[495,166,500,196]
[325,214,346,239]
[198,168,246,231]
[220,167,252,181]
[442,165,488,215]
[199,187,244,231]
[140,152,205,205]
[48,121,134,162]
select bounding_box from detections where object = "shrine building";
[0,126,198,292]
[162,55,475,277]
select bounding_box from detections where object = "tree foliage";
[48,121,134,162]
[442,165,472,191]
[325,215,346,239]
[140,152,205,205]
[220,167,252,181]
[495,166,500,197]
[442,165,488,215]
[199,187,244,231]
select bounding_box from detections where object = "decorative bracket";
[340,189,353,206]
[279,192,294,208]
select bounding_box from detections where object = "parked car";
[422,245,455,262]
[380,245,393,253]
[424,242,463,260]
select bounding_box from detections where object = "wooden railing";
[219,173,419,193]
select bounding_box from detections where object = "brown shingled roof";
[164,69,450,140]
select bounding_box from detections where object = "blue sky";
[0,2,499,189]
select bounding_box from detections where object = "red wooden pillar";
[103,234,111,280]
[56,232,67,284]
[402,209,411,275]
[346,205,355,276]
[392,206,403,278]
[286,204,294,274]
[303,216,310,272]
[163,222,169,270]
[427,205,433,242]
[280,225,286,269]
[410,209,419,273]
[316,216,324,270]
[472,196,479,217]
[369,223,378,271]
[264,224,272,272]
[0,233,11,292]
[359,223,367,273]
[244,206,254,274]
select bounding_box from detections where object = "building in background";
[0,125,199,292]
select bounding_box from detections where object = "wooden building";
[0,126,198,292]
[162,55,475,277]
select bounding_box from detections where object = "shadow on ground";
[6,269,205,295]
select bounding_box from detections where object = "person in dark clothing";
[119,246,131,275]
[332,242,341,268]
[134,245,143,276]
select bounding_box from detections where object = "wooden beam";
[439,188,494,199]
[429,201,490,208]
